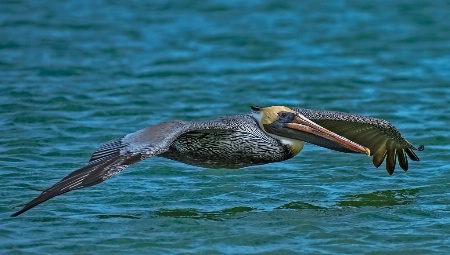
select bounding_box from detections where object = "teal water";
[1,0,449,254]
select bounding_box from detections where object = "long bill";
[285,113,371,155]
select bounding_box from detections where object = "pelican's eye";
[276,111,295,123]
[278,111,291,119]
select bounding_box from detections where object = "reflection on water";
[277,202,326,210]
[336,188,421,207]
[154,188,421,221]
[97,214,142,219]
[156,206,254,221]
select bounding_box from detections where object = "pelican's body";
[158,115,300,168]
[11,106,421,217]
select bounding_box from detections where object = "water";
[1,0,449,254]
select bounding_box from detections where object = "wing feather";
[11,156,128,217]
[372,143,387,169]
[405,148,419,161]
[385,141,397,175]
[397,149,408,171]
[88,138,126,163]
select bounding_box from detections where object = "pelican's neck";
[251,110,266,132]
[251,110,304,156]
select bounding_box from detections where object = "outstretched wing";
[11,119,225,217]
[292,107,420,175]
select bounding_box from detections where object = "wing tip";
[10,197,45,217]
[406,148,420,162]
[10,210,24,217]
[397,149,409,172]
[372,144,422,175]
[372,149,387,169]
[386,167,394,175]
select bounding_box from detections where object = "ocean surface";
[1,0,449,254]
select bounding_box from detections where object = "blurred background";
[1,0,449,254]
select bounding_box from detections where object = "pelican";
[11,106,421,217]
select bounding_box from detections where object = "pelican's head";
[251,106,370,156]
[251,106,295,130]
[251,105,304,155]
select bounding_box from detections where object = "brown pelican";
[11,106,421,217]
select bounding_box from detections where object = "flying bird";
[11,106,421,216]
